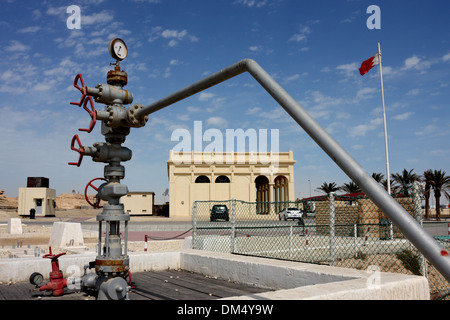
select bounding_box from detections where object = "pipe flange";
[104,105,114,126]
[127,104,149,128]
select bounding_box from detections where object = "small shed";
[121,192,155,215]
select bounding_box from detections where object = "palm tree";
[391,169,420,196]
[371,172,384,183]
[339,181,362,194]
[427,170,450,221]
[423,169,433,219]
[372,172,400,193]
[316,182,339,195]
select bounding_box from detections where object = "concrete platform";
[0,249,430,300]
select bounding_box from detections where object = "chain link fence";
[192,184,450,300]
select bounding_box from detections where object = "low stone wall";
[315,197,418,238]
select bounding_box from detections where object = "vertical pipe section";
[135,58,450,281]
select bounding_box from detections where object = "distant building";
[121,192,155,215]
[167,151,296,218]
[18,177,56,217]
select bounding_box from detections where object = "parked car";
[278,207,303,221]
[210,205,229,222]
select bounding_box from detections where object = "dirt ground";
[0,218,184,259]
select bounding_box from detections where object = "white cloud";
[235,0,268,8]
[46,6,66,16]
[415,124,437,136]
[199,92,216,101]
[283,74,300,84]
[149,27,199,47]
[162,29,187,39]
[348,118,383,137]
[32,9,42,20]
[402,55,435,72]
[443,52,450,62]
[133,0,160,3]
[311,91,343,108]
[289,26,311,43]
[356,87,376,100]
[18,26,40,33]
[392,112,414,121]
[5,40,29,52]
[246,107,261,115]
[406,88,420,96]
[82,10,114,25]
[207,116,228,128]
[336,62,358,77]
[187,106,202,113]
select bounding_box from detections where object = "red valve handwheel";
[84,177,107,208]
[79,95,97,133]
[68,135,85,167]
[70,73,87,107]
[70,73,97,133]
[43,246,66,260]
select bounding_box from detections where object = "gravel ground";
[0,208,185,259]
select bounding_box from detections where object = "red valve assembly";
[29,247,67,296]
[84,177,107,208]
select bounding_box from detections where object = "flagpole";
[378,42,391,194]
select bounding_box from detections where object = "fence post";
[231,199,236,253]
[289,225,293,260]
[329,192,336,266]
[192,201,197,250]
[412,181,427,277]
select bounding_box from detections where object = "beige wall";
[121,192,155,215]
[167,151,296,218]
[18,187,56,217]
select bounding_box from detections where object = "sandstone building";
[167,150,296,218]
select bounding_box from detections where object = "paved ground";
[0,269,271,300]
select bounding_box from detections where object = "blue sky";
[1,0,449,205]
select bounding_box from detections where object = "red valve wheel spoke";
[85,178,107,208]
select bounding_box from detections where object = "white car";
[278,207,303,221]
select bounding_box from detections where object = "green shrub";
[396,249,422,276]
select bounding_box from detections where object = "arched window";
[195,175,210,183]
[255,176,270,214]
[215,175,230,183]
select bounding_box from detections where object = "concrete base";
[49,222,84,248]
[0,249,430,300]
[7,218,22,235]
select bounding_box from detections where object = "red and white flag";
[359,52,380,76]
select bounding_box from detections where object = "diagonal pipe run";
[134,58,450,282]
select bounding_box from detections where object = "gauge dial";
[109,38,128,61]
[29,272,44,286]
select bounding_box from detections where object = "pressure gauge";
[29,272,44,286]
[109,38,128,61]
